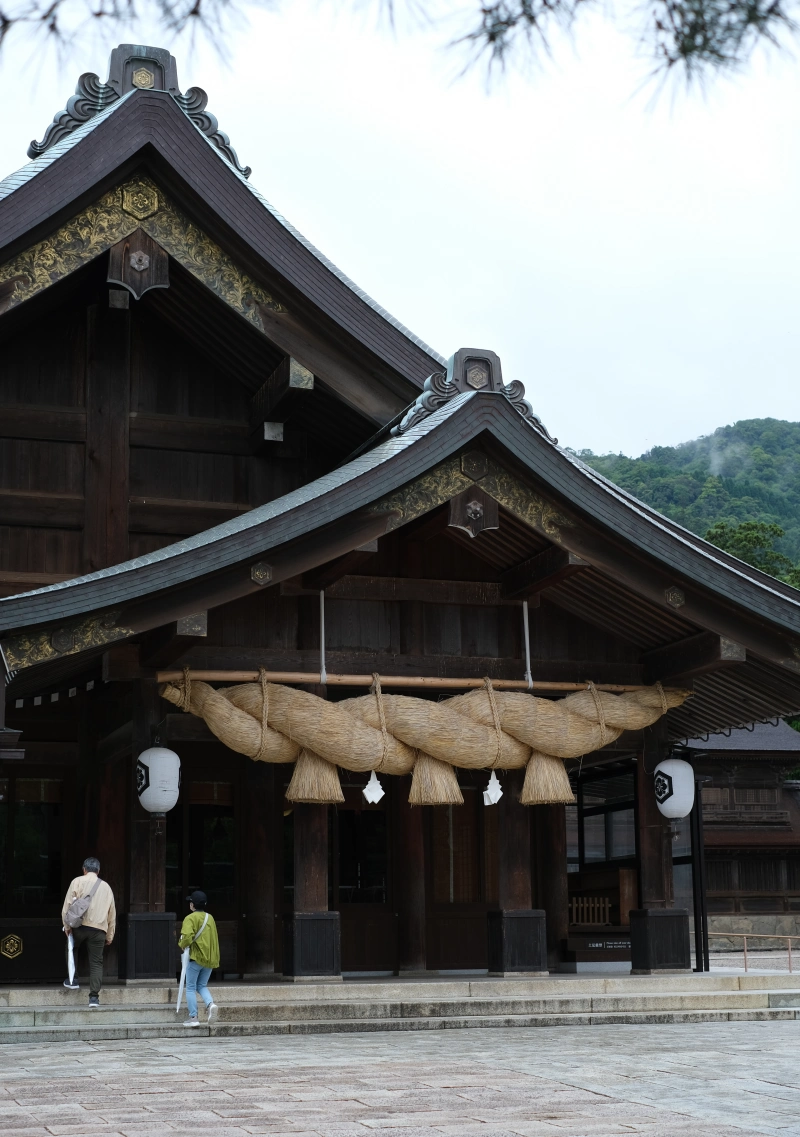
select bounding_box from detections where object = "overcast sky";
[1,6,798,456]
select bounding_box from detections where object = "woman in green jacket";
[179,890,220,1026]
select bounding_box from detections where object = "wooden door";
[334,783,397,973]
[426,778,498,970]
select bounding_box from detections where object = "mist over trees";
[577,418,800,580]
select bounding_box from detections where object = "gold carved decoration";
[371,454,571,540]
[0,176,284,330]
[131,67,155,90]
[1,609,135,672]
[122,180,159,219]
[0,934,23,960]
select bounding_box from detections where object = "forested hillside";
[577,419,800,563]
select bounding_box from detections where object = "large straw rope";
[160,675,689,806]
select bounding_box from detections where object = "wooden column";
[294,804,329,912]
[394,777,426,972]
[244,762,276,974]
[129,680,163,913]
[534,804,569,970]
[498,769,532,910]
[637,736,674,908]
[84,300,130,572]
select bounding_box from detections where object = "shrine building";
[1,44,800,982]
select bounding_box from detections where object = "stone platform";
[3,972,800,1043]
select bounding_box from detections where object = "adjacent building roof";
[687,719,800,752]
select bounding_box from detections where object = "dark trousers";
[71,926,106,996]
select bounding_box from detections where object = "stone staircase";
[2,974,800,1043]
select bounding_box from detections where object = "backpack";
[65,878,102,929]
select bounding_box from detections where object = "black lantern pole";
[690,772,711,973]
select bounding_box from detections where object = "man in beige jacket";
[61,858,116,1007]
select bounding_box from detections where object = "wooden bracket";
[251,357,314,427]
[641,631,746,685]
[501,546,588,599]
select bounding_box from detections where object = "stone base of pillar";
[283,912,341,978]
[487,909,548,975]
[630,908,691,973]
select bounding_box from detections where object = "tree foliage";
[0,0,795,79]
[579,418,800,585]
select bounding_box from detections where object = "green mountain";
[575,418,800,564]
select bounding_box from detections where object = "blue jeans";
[185,960,213,1018]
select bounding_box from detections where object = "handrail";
[708,931,800,973]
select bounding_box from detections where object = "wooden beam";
[0,570,76,587]
[139,613,208,669]
[0,489,83,528]
[129,413,251,455]
[128,496,251,535]
[159,646,643,687]
[102,643,142,682]
[256,305,410,426]
[283,574,512,606]
[501,547,589,599]
[157,667,648,692]
[301,543,378,591]
[250,356,314,425]
[84,301,130,570]
[641,632,746,685]
[0,405,86,442]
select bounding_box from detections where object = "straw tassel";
[286,748,344,804]
[409,752,464,805]
[520,751,575,805]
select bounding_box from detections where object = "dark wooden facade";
[2,45,800,980]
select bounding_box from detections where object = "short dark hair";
[83,857,100,874]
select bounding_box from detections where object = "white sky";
[1,5,798,455]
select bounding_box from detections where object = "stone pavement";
[1,1020,799,1136]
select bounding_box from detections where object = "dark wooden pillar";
[244,762,276,975]
[129,680,164,914]
[394,778,426,972]
[84,300,130,572]
[293,804,328,912]
[498,769,532,910]
[488,769,547,974]
[637,729,674,908]
[534,804,569,970]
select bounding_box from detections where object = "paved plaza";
[0,1020,799,1136]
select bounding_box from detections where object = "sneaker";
[88,996,99,1008]
[183,1017,200,1027]
[63,979,80,991]
[206,1003,218,1024]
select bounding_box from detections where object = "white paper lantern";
[136,747,181,813]
[653,758,695,819]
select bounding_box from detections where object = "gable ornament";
[28,43,251,178]
[391,348,557,444]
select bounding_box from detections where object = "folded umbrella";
[67,933,75,985]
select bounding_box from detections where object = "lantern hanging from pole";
[653,758,694,819]
[136,747,181,813]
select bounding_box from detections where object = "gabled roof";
[0,48,443,407]
[3,380,800,738]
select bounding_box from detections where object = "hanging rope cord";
[587,681,608,748]
[181,666,192,712]
[256,668,271,761]
[483,677,504,769]
[372,674,391,773]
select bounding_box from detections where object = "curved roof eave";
[1,391,800,643]
[0,89,443,385]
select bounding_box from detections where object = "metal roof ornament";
[28,43,252,178]
[390,348,557,443]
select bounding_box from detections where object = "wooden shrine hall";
[2,44,800,983]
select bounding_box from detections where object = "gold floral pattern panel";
[0,176,284,326]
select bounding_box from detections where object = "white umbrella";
[176,947,190,1013]
[67,933,75,985]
